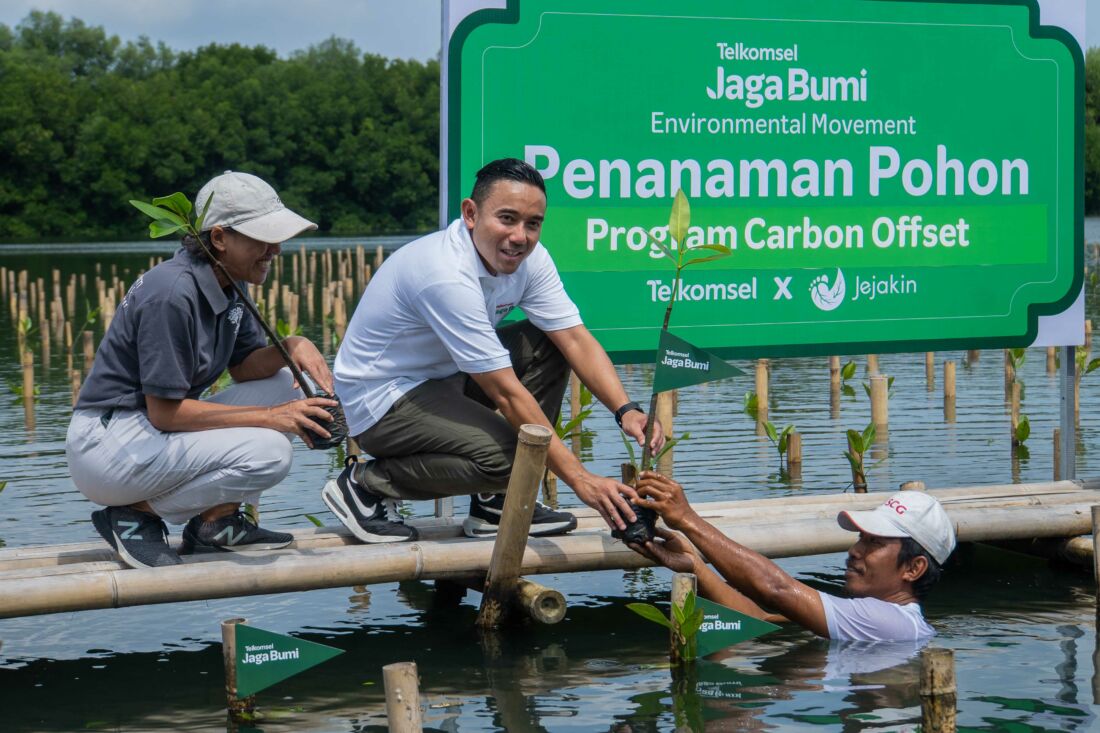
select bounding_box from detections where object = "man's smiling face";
[461,180,546,276]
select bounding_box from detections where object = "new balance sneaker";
[321,456,418,543]
[462,493,578,538]
[178,511,293,554]
[91,506,182,569]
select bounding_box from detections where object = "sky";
[0,0,444,60]
[0,1,1094,61]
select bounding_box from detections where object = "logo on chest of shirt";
[228,304,244,334]
[120,275,144,309]
[494,302,514,320]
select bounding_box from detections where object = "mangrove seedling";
[0,481,6,495]
[861,375,896,398]
[843,422,876,490]
[7,380,40,405]
[839,360,857,397]
[276,318,303,338]
[1013,415,1031,459]
[556,382,594,447]
[762,421,795,472]
[627,589,704,664]
[620,429,691,473]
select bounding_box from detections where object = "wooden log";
[383,661,422,732]
[670,572,697,666]
[221,618,256,720]
[920,647,957,733]
[867,354,879,376]
[829,356,840,389]
[375,244,385,271]
[477,424,553,628]
[787,431,803,468]
[71,369,81,407]
[1004,349,1015,397]
[925,352,935,390]
[83,330,95,368]
[1048,346,1058,375]
[1010,381,1021,445]
[656,391,674,477]
[870,375,888,428]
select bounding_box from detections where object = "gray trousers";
[66,369,303,524]
[353,320,568,501]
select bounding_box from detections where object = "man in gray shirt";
[67,172,336,569]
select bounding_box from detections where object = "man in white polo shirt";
[630,473,956,641]
[326,158,661,543]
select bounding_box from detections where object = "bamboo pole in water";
[477,424,553,628]
[1004,349,1015,398]
[21,351,34,430]
[870,375,888,429]
[383,662,423,732]
[1054,428,1062,481]
[919,647,957,733]
[569,372,582,458]
[944,360,957,422]
[787,431,803,480]
[71,370,81,407]
[1048,346,1057,375]
[82,331,95,369]
[755,359,769,426]
[657,391,674,477]
[1010,381,1021,447]
[925,352,935,390]
[670,572,697,666]
[221,618,256,721]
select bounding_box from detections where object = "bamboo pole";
[870,375,888,429]
[670,572,697,666]
[83,331,95,368]
[22,351,34,431]
[1004,349,1015,398]
[656,391,674,477]
[866,354,879,376]
[375,245,385,271]
[967,349,980,365]
[71,370,82,407]
[514,578,567,624]
[944,360,957,423]
[221,618,256,720]
[1010,381,1021,446]
[542,470,558,508]
[383,661,422,732]
[1054,429,1062,481]
[919,648,957,733]
[787,431,802,480]
[569,372,582,458]
[477,424,553,628]
[754,359,768,424]
[1048,346,1058,375]
[925,352,935,390]
[829,357,840,419]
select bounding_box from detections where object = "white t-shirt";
[819,592,935,642]
[335,218,582,436]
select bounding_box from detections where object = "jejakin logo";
[809,269,845,311]
[228,305,244,334]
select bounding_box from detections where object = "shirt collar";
[177,247,232,314]
[451,218,497,281]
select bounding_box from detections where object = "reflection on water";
[1,225,1100,730]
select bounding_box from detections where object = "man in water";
[629,473,955,641]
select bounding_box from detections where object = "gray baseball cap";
[197,171,317,244]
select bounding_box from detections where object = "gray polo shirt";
[76,248,267,411]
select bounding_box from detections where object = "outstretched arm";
[634,472,828,636]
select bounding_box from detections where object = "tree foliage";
[0,12,440,241]
[1086,47,1100,216]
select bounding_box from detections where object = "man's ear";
[901,554,929,583]
[460,198,478,229]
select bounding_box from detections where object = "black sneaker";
[321,456,418,543]
[178,511,293,554]
[91,506,182,569]
[463,493,578,538]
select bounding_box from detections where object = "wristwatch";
[614,401,644,429]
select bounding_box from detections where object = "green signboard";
[445,0,1082,360]
[696,597,780,656]
[235,624,343,697]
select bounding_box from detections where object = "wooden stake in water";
[829,356,841,418]
[656,390,674,477]
[867,354,879,376]
[1010,381,1021,446]
[919,647,957,733]
[967,349,980,365]
[569,372,583,458]
[220,618,256,721]
[1004,349,1015,398]
[383,661,423,733]
[944,360,957,423]
[83,331,95,368]
[787,431,803,480]
[670,572,697,666]
[477,424,553,628]
[1054,428,1062,481]
[71,369,82,407]
[1047,346,1057,375]
[22,351,34,430]
[870,375,889,429]
[925,352,935,390]
[755,359,769,422]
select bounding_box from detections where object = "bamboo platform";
[1,479,1099,619]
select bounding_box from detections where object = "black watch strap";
[614,401,644,428]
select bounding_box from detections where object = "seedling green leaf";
[668,189,690,245]
[841,360,857,381]
[627,602,674,630]
[1015,415,1031,443]
[303,514,324,527]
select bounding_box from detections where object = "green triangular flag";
[235,624,343,697]
[652,330,745,394]
[695,597,780,657]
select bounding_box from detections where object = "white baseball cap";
[837,491,956,565]
[196,171,317,244]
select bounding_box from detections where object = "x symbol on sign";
[774,276,793,300]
